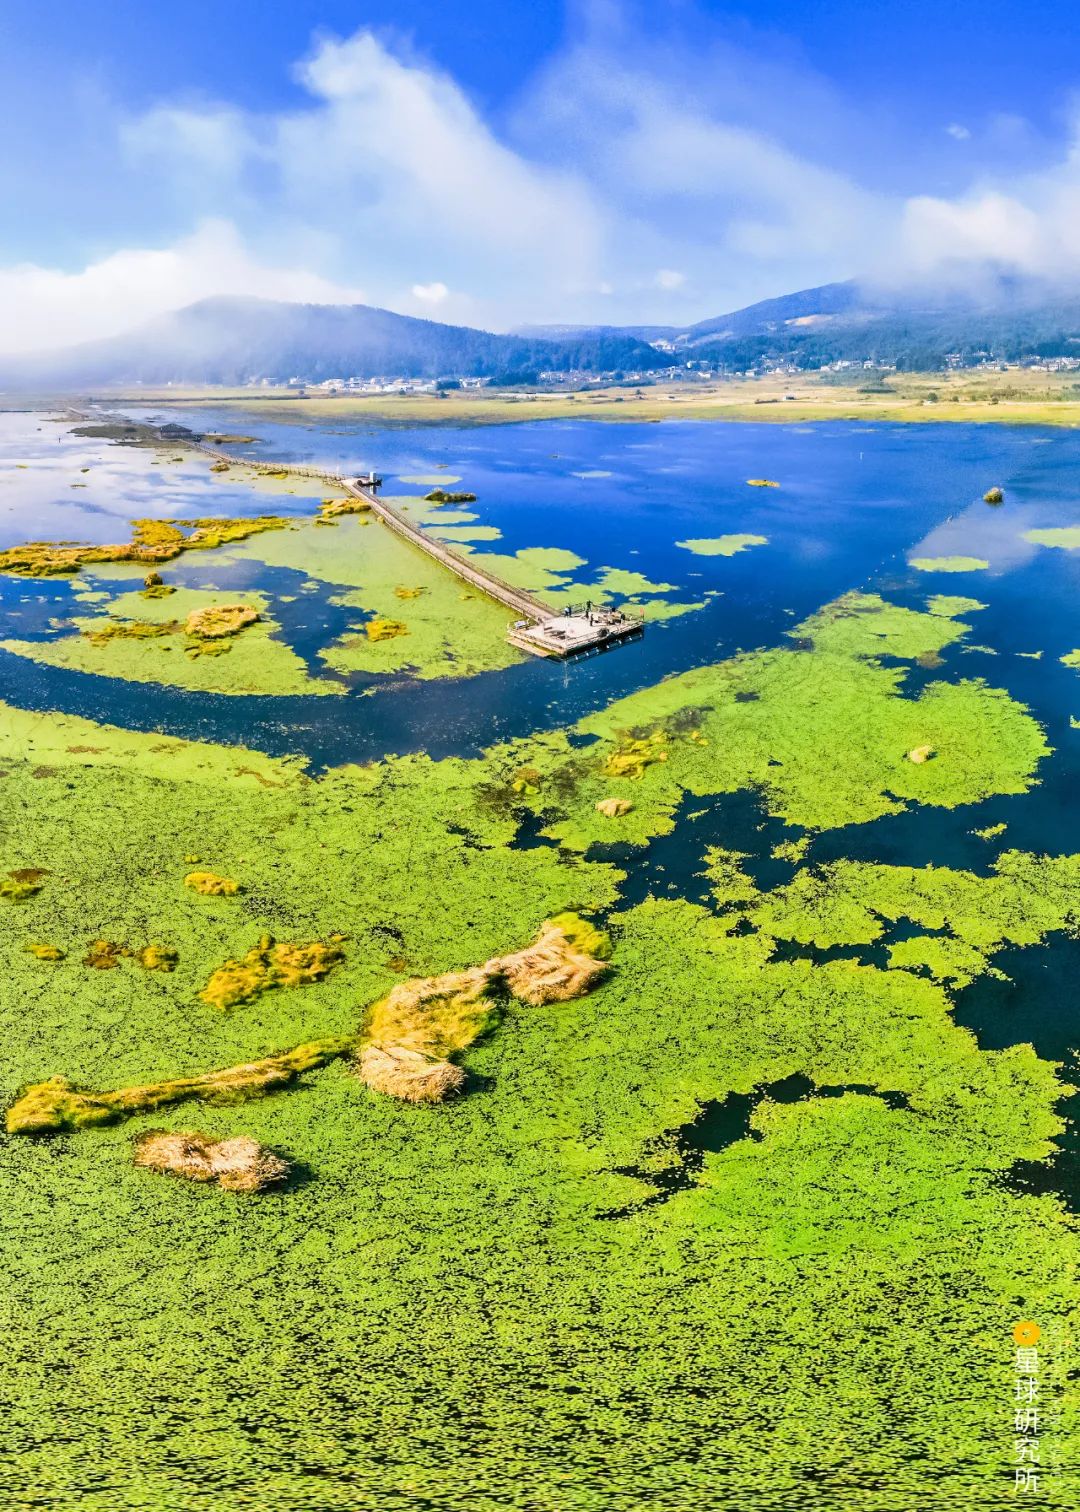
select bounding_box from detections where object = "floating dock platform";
[506,606,644,659]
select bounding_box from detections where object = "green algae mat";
[1,575,1079,1511]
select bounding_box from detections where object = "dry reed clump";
[200,933,346,1011]
[602,731,668,780]
[393,586,426,600]
[746,478,780,488]
[364,968,494,1060]
[493,913,611,1005]
[984,487,1005,504]
[6,1036,354,1134]
[210,461,231,473]
[365,616,408,642]
[356,1045,466,1104]
[144,571,164,587]
[184,870,240,896]
[184,604,259,639]
[134,1130,289,1192]
[356,915,611,1103]
[356,968,492,1104]
[907,744,935,764]
[26,943,64,961]
[595,798,634,818]
[1,876,43,901]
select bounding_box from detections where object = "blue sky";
[4,0,1080,351]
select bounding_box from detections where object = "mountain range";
[0,297,667,391]
[520,276,1080,370]
[8,276,1080,390]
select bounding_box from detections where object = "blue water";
[5,411,1077,767]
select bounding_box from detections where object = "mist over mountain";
[0,296,669,390]
[519,275,1080,372]
[9,276,1080,393]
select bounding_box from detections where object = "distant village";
[252,347,1080,398]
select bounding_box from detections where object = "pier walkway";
[66,407,645,659]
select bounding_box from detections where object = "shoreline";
[10,370,1080,429]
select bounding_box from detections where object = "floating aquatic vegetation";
[973,822,1007,840]
[131,520,186,550]
[134,1131,289,1193]
[908,556,990,572]
[319,497,370,517]
[135,944,178,972]
[0,515,288,580]
[82,619,177,647]
[1062,650,1080,670]
[511,765,543,795]
[184,639,232,660]
[83,939,122,969]
[1023,528,1080,551]
[926,595,986,617]
[524,591,1048,850]
[364,616,408,641]
[676,535,769,556]
[721,850,1080,987]
[184,604,259,639]
[603,731,669,779]
[200,933,346,1011]
[184,870,240,897]
[25,943,63,961]
[771,836,810,864]
[423,489,477,503]
[1,583,339,698]
[81,939,176,971]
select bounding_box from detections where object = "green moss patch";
[676,534,769,556]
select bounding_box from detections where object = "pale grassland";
[71,367,1080,428]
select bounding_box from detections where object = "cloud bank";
[5,11,1080,353]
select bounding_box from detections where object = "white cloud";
[0,220,364,355]
[7,19,1080,354]
[411,281,449,305]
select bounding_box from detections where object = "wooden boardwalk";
[339,478,552,622]
[66,408,644,658]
